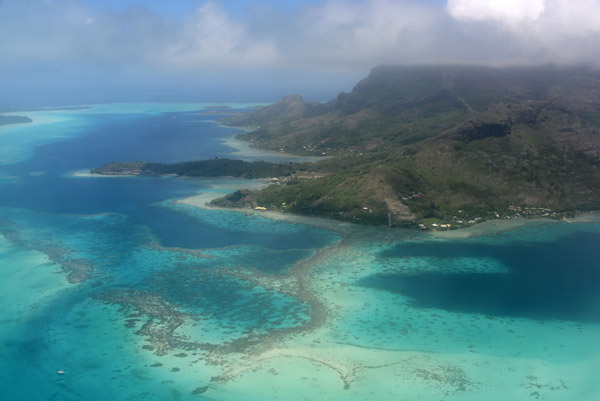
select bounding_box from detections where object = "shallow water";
[362,229,600,323]
[1,104,599,400]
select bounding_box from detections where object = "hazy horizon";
[2,3,600,399]
[2,0,600,108]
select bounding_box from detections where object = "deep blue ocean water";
[360,230,600,323]
[0,109,333,250]
[0,105,337,400]
[1,104,599,401]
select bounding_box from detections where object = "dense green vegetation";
[223,65,599,155]
[92,158,296,179]
[218,65,600,228]
[92,65,600,228]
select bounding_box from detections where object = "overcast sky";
[2,0,600,107]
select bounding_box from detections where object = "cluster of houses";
[419,223,453,230]
[417,205,571,231]
[402,193,424,201]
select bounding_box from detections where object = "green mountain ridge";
[218,65,600,227]
[224,65,600,154]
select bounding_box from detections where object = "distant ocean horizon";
[1,103,599,401]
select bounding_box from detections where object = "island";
[94,64,600,229]
[91,158,296,179]
[217,65,600,228]
[0,115,32,126]
[18,106,91,112]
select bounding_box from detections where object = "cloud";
[278,0,600,67]
[445,0,600,64]
[0,0,277,71]
[534,0,600,36]
[1,0,600,105]
[447,0,546,23]
[448,0,600,37]
[2,0,600,72]
[288,0,443,67]
[158,2,278,69]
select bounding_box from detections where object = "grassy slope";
[217,65,600,227]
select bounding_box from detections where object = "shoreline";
[69,169,137,178]
[176,186,600,237]
[175,188,356,234]
[219,135,327,163]
[75,158,600,238]
[0,111,73,130]
[430,210,600,239]
[215,134,600,237]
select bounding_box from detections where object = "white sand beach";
[69,169,138,178]
[220,135,327,163]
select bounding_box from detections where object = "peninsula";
[0,115,32,126]
[91,158,295,179]
[217,65,600,228]
[94,65,600,228]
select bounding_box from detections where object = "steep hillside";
[223,65,599,156]
[217,65,600,227]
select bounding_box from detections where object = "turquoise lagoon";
[0,104,599,400]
